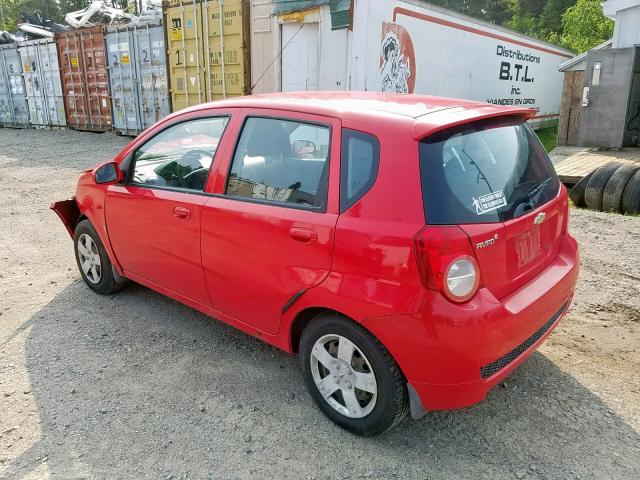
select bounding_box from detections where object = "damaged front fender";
[50,198,81,238]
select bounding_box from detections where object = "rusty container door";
[0,44,29,127]
[17,38,66,128]
[57,27,112,131]
[164,0,206,111]
[201,0,250,101]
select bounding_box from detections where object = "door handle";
[289,227,318,243]
[173,206,191,220]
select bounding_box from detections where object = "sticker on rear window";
[472,190,507,215]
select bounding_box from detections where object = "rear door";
[419,117,563,299]
[201,110,340,334]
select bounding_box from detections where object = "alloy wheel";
[77,233,102,284]
[309,334,378,418]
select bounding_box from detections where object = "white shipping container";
[0,44,29,127]
[349,0,574,123]
[17,38,66,128]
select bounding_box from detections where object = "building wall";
[613,5,640,48]
[250,2,348,94]
[603,0,640,48]
[250,0,280,94]
[578,47,637,148]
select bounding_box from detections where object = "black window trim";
[125,113,231,193]
[339,128,380,213]
[223,114,333,214]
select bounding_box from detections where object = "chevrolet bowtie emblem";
[534,212,546,225]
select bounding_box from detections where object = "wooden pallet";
[553,149,640,184]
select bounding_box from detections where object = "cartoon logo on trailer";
[379,22,415,94]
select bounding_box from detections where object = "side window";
[131,117,229,191]
[226,117,330,209]
[340,129,380,212]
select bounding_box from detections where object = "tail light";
[560,189,569,235]
[414,226,481,303]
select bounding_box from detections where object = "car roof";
[177,91,535,138]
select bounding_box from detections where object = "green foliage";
[535,122,559,152]
[0,0,84,31]
[561,0,614,53]
[431,0,613,52]
[430,1,512,24]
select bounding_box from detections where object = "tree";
[561,0,614,53]
[1,0,63,31]
[430,0,511,24]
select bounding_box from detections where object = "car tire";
[621,170,640,215]
[585,162,622,211]
[568,170,594,207]
[299,313,408,436]
[602,164,640,213]
[74,220,127,295]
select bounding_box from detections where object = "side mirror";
[94,162,122,184]
[292,139,316,156]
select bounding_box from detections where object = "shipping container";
[163,0,250,111]
[56,27,112,131]
[0,44,29,127]
[106,20,171,136]
[16,38,66,128]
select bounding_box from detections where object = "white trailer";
[250,0,573,124]
[349,0,574,123]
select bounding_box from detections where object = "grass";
[535,122,559,153]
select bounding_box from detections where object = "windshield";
[419,117,559,224]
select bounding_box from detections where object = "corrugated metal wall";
[106,21,171,135]
[17,38,66,128]
[163,0,250,111]
[0,44,29,127]
[57,27,113,131]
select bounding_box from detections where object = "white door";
[281,23,319,91]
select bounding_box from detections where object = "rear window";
[419,118,559,225]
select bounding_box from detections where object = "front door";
[201,111,340,334]
[281,22,320,91]
[105,115,230,306]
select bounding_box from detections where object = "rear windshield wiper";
[526,177,553,205]
[514,177,553,217]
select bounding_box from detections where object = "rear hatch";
[419,116,564,299]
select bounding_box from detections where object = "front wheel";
[299,313,408,436]
[74,220,126,295]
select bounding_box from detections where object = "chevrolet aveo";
[52,92,579,436]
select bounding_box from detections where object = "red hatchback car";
[52,92,579,435]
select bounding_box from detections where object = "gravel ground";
[0,128,639,480]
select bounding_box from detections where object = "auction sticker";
[472,190,507,215]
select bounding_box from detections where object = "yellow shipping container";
[163,0,250,112]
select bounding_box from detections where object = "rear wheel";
[299,313,408,436]
[74,220,126,295]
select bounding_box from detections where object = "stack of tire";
[570,162,640,214]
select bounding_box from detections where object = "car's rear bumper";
[362,233,579,411]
